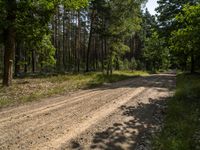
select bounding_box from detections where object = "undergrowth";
[153,73,200,150]
[0,71,148,108]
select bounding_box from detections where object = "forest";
[0,0,199,86]
[0,0,200,149]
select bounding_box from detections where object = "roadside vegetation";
[0,71,148,108]
[153,73,200,150]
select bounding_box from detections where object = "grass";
[153,73,200,150]
[0,70,148,108]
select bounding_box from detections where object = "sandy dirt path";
[0,73,176,150]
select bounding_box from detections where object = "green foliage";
[170,4,200,72]
[155,0,200,71]
[120,58,138,70]
[130,58,138,70]
[62,0,88,9]
[142,9,157,38]
[156,0,198,37]
[37,34,56,68]
[153,74,200,150]
[122,59,130,70]
[143,32,170,71]
[110,41,130,64]
[92,0,145,74]
[17,0,55,35]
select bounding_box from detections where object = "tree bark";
[24,48,28,73]
[77,11,81,72]
[3,0,16,86]
[101,39,104,72]
[191,50,195,74]
[86,9,96,72]
[3,28,15,86]
[32,49,36,73]
[15,42,21,76]
[63,9,67,70]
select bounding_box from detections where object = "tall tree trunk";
[104,38,107,74]
[86,9,96,72]
[59,7,63,71]
[32,49,36,73]
[3,28,15,86]
[67,11,72,71]
[63,9,67,70]
[55,6,61,72]
[83,27,87,66]
[15,42,21,76]
[24,47,28,73]
[133,35,136,59]
[72,11,76,71]
[101,39,104,72]
[76,10,81,72]
[69,11,73,71]
[3,0,16,86]
[0,45,4,73]
[77,11,81,72]
[74,11,77,71]
[75,10,81,72]
[93,37,97,70]
[52,15,56,48]
[191,50,195,74]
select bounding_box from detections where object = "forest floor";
[0,71,148,108]
[0,73,176,150]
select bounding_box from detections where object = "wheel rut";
[0,74,176,150]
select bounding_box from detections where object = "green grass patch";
[153,73,200,150]
[0,70,148,108]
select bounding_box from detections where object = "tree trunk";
[191,50,195,74]
[0,45,4,73]
[74,10,81,72]
[77,11,81,72]
[3,0,16,86]
[68,11,73,71]
[101,39,104,72]
[63,9,67,70]
[32,49,36,73]
[55,6,62,72]
[52,15,56,48]
[3,28,15,86]
[24,48,28,73]
[15,42,21,76]
[86,9,96,72]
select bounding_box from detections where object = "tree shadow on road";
[67,73,175,150]
[89,97,169,150]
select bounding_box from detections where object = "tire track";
[0,74,170,150]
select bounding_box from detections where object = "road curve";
[0,73,176,150]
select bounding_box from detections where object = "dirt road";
[0,74,176,150]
